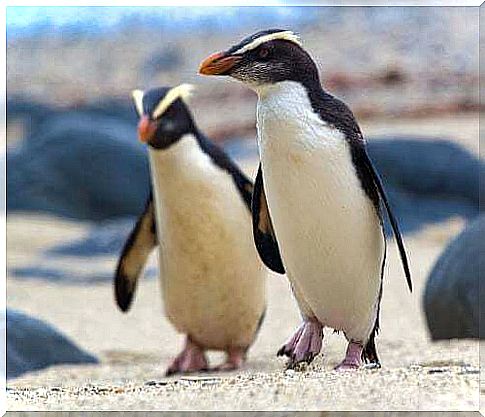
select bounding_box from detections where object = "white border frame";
[2,2,482,415]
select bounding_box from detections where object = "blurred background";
[6,6,483,410]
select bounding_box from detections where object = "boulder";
[367,138,482,235]
[423,215,485,340]
[7,309,98,379]
[367,138,481,206]
[7,112,150,220]
[7,97,136,135]
[7,98,56,137]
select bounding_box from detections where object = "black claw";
[277,345,292,358]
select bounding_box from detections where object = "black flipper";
[251,164,285,274]
[114,194,157,312]
[354,143,412,292]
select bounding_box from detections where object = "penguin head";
[131,84,195,149]
[199,29,319,89]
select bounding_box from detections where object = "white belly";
[256,82,384,342]
[149,135,266,350]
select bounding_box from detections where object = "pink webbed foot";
[212,347,246,372]
[277,319,323,368]
[165,337,209,376]
[335,341,363,371]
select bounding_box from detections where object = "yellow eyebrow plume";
[131,89,145,117]
[233,31,301,55]
[152,84,195,119]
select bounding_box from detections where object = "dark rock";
[7,112,150,220]
[7,309,98,379]
[7,98,57,137]
[423,215,485,340]
[367,138,482,206]
[367,138,481,235]
[381,187,478,236]
[76,98,137,123]
[7,97,136,134]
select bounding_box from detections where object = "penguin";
[199,30,412,371]
[114,84,266,375]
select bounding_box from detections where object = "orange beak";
[137,115,157,143]
[198,52,241,76]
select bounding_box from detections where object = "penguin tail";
[362,330,381,368]
[362,263,384,368]
[114,196,157,312]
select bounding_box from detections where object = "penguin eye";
[258,46,270,59]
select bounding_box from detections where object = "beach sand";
[7,198,479,410]
[6,213,479,411]
[4,412,480,417]
[6,116,481,411]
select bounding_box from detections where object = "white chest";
[255,82,384,341]
[256,82,366,232]
[147,135,265,348]
[148,135,252,279]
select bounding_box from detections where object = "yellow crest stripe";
[152,84,195,119]
[233,31,301,55]
[131,89,145,117]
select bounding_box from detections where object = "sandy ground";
[6,413,480,417]
[4,413,481,417]
[6,212,480,411]
[6,116,481,411]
